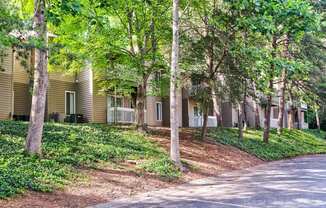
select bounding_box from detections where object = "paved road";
[93,155,326,208]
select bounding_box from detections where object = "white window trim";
[155,102,162,121]
[65,91,76,115]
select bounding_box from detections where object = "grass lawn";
[0,121,180,198]
[208,128,326,161]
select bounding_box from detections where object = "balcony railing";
[191,116,217,127]
[107,107,148,124]
[107,107,135,123]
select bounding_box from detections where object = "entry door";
[65,91,76,115]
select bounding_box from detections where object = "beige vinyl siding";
[221,102,233,127]
[146,96,162,126]
[0,49,13,74]
[92,84,107,123]
[49,72,76,82]
[0,49,14,119]
[47,79,77,121]
[77,68,93,122]
[13,51,31,84]
[0,73,13,119]
[13,83,32,116]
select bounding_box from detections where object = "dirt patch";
[0,128,263,208]
[148,128,263,180]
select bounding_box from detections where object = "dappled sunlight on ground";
[95,155,326,208]
[0,127,262,208]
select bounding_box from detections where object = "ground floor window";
[65,91,76,115]
[194,105,201,116]
[272,106,279,119]
[156,102,162,121]
[303,111,308,123]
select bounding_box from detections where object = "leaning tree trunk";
[25,0,48,155]
[263,80,273,143]
[170,0,182,168]
[136,80,147,132]
[238,103,244,141]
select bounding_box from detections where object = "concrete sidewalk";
[92,155,326,208]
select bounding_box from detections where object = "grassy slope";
[208,128,326,161]
[0,121,179,198]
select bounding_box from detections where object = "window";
[156,102,162,121]
[303,111,308,123]
[109,96,123,107]
[272,107,279,119]
[194,105,202,117]
[65,91,76,115]
[154,71,162,82]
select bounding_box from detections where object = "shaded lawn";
[0,121,180,198]
[208,128,326,161]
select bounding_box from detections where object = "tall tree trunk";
[297,107,302,129]
[201,107,208,140]
[277,70,287,135]
[316,109,320,130]
[205,21,222,128]
[211,87,222,127]
[263,80,273,143]
[253,100,260,129]
[170,0,182,168]
[25,0,48,155]
[253,84,260,129]
[136,80,146,132]
[288,107,295,129]
[277,35,289,135]
[243,82,248,131]
[288,92,295,129]
[263,36,277,143]
[238,103,244,141]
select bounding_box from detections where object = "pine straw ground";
[0,127,263,208]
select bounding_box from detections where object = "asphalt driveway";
[93,155,326,208]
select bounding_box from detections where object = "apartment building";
[0,48,170,126]
[0,47,308,129]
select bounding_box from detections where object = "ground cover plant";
[0,121,180,198]
[208,128,326,161]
